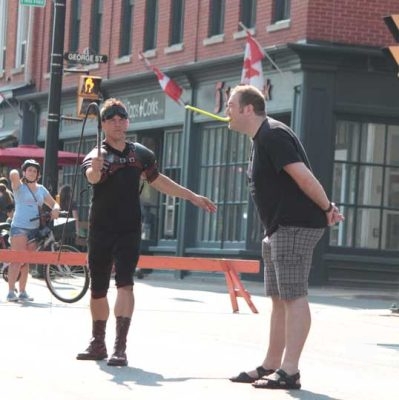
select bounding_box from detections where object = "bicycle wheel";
[44,245,90,303]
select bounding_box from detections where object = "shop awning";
[0,129,18,144]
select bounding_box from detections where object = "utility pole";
[42,0,66,195]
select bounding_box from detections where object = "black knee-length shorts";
[88,229,141,293]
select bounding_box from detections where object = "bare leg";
[8,235,28,293]
[114,285,134,318]
[90,296,110,321]
[246,296,286,378]
[18,240,36,293]
[280,295,311,375]
[262,296,286,369]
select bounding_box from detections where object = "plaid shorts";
[262,226,325,300]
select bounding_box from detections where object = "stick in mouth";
[185,105,230,122]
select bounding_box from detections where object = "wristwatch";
[323,202,333,213]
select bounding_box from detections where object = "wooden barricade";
[0,250,260,313]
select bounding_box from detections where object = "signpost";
[64,49,108,65]
[20,0,46,7]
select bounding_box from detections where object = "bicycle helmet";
[21,159,41,173]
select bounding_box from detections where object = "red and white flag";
[139,52,183,104]
[240,32,265,91]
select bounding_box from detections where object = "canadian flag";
[240,31,265,91]
[139,52,183,104]
[151,66,183,104]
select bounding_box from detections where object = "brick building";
[1,0,399,287]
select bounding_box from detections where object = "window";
[144,0,158,51]
[0,0,7,73]
[120,0,134,57]
[273,0,290,23]
[169,0,184,45]
[239,0,256,29]
[160,129,181,239]
[208,0,225,37]
[331,120,399,251]
[197,125,250,246]
[15,4,29,68]
[90,0,103,53]
[69,0,81,52]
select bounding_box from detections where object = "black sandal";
[252,368,301,389]
[229,366,274,383]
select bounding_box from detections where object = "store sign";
[125,93,165,122]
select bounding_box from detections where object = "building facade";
[1,0,399,287]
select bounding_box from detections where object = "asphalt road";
[1,271,398,400]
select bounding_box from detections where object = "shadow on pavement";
[137,271,398,311]
[96,362,213,387]
[289,390,344,400]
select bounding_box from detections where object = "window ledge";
[142,49,157,59]
[164,43,184,54]
[114,55,131,65]
[11,66,24,75]
[233,28,255,40]
[266,19,291,33]
[203,34,225,46]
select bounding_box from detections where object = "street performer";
[77,98,216,366]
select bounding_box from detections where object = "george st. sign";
[64,52,108,65]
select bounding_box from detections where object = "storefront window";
[331,120,399,250]
[197,124,250,246]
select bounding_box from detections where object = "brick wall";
[4,0,399,96]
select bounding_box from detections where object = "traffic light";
[383,15,399,75]
[77,75,102,118]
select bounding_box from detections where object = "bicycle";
[1,211,90,303]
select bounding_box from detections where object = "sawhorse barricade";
[0,250,260,313]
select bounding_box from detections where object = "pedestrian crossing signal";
[77,75,102,118]
[383,15,399,76]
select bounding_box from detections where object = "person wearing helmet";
[6,159,60,302]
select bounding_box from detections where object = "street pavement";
[1,271,398,400]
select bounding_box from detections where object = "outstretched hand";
[190,194,217,213]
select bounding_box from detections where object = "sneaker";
[7,291,18,302]
[18,291,34,302]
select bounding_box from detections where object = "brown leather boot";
[76,320,108,360]
[107,316,131,366]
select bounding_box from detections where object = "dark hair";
[59,184,73,211]
[0,176,9,186]
[0,183,14,207]
[100,98,128,121]
[231,85,266,117]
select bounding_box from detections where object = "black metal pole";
[42,0,66,195]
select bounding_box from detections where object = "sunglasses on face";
[101,105,129,121]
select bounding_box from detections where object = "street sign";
[64,52,108,65]
[20,0,46,7]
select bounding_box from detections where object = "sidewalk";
[1,271,398,400]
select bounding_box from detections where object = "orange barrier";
[0,250,260,313]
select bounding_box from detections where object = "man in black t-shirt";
[228,85,343,390]
[77,98,216,366]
